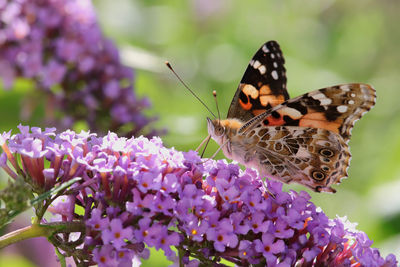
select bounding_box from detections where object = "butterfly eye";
[215,125,225,136]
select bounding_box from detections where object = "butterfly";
[207,41,376,193]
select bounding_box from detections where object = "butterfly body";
[207,41,376,193]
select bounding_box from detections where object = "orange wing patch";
[299,112,342,134]
[239,84,258,111]
[238,83,288,114]
[259,85,286,108]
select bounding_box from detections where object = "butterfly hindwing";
[227,41,289,122]
[247,83,376,143]
[243,126,351,192]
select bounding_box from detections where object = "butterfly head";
[207,117,243,145]
[207,117,225,143]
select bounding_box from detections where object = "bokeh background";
[1,0,399,266]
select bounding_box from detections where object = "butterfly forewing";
[245,83,376,143]
[227,41,289,122]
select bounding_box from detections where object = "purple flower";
[41,60,67,88]
[206,218,238,252]
[182,215,208,242]
[248,211,270,234]
[0,0,159,137]
[133,218,152,243]
[102,219,133,250]
[0,126,396,266]
[92,245,118,267]
[86,208,109,231]
[153,228,180,257]
[255,233,286,265]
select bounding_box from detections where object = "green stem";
[0,221,85,249]
[178,246,184,267]
[55,246,67,267]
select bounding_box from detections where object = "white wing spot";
[340,85,351,92]
[320,98,332,105]
[270,54,275,59]
[258,65,266,75]
[280,107,302,119]
[262,45,270,53]
[351,93,356,97]
[348,100,355,105]
[337,105,348,113]
[271,70,278,80]
[311,93,326,100]
[273,62,278,68]
[253,60,261,69]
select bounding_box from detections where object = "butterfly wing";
[239,83,375,192]
[227,41,289,122]
[245,126,350,192]
[242,83,376,143]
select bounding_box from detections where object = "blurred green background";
[1,0,400,266]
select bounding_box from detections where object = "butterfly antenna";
[212,90,221,123]
[165,61,216,118]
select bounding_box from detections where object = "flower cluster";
[0,126,397,266]
[0,0,157,137]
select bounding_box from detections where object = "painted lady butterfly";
[207,41,376,193]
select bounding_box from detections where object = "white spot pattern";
[253,60,261,69]
[311,93,326,100]
[337,105,348,113]
[262,45,270,53]
[320,98,332,105]
[258,65,266,75]
[271,70,278,80]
